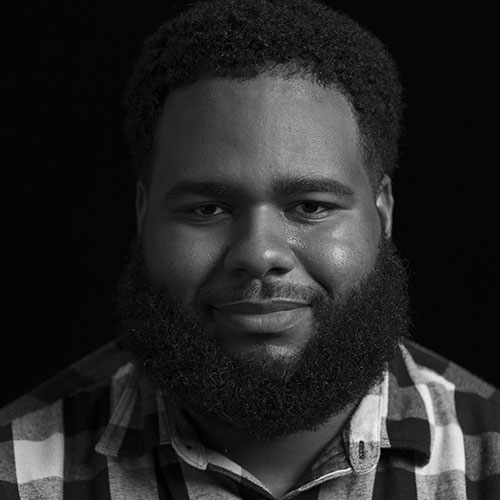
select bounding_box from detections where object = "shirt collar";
[95,362,171,457]
[381,343,432,461]
[313,344,431,479]
[95,344,432,471]
[342,368,388,474]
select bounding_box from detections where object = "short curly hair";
[124,0,403,187]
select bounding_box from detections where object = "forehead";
[150,73,368,195]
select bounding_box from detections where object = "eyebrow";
[164,176,356,201]
[274,176,356,198]
[165,181,233,200]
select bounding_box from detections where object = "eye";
[184,203,234,223]
[296,202,325,214]
[192,204,226,217]
[291,201,337,219]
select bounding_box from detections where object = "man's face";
[121,74,409,439]
[137,74,393,360]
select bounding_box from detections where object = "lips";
[211,300,311,334]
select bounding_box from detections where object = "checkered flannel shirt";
[1,340,499,499]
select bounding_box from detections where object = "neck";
[186,403,357,497]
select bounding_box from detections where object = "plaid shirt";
[1,340,499,499]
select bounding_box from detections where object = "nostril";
[223,211,296,277]
[224,244,296,278]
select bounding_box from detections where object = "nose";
[224,207,295,278]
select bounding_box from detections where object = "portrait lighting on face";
[119,0,407,446]
[118,70,411,440]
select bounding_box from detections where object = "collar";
[381,343,432,462]
[95,344,432,473]
[314,344,431,480]
[95,362,172,457]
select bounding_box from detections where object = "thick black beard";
[116,237,411,440]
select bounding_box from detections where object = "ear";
[135,181,148,235]
[376,175,394,238]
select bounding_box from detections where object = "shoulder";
[404,340,500,409]
[0,341,132,482]
[0,341,132,495]
[0,340,131,426]
[401,340,500,487]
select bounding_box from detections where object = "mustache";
[195,281,328,306]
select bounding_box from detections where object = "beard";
[116,236,411,440]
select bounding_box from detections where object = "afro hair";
[124,0,403,187]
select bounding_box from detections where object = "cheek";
[142,223,224,302]
[295,217,380,295]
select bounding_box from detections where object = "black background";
[5,1,499,407]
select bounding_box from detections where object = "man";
[1,0,499,498]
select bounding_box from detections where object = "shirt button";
[358,440,366,460]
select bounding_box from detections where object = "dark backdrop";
[6,1,499,407]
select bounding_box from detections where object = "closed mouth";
[212,300,310,314]
[211,300,312,334]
